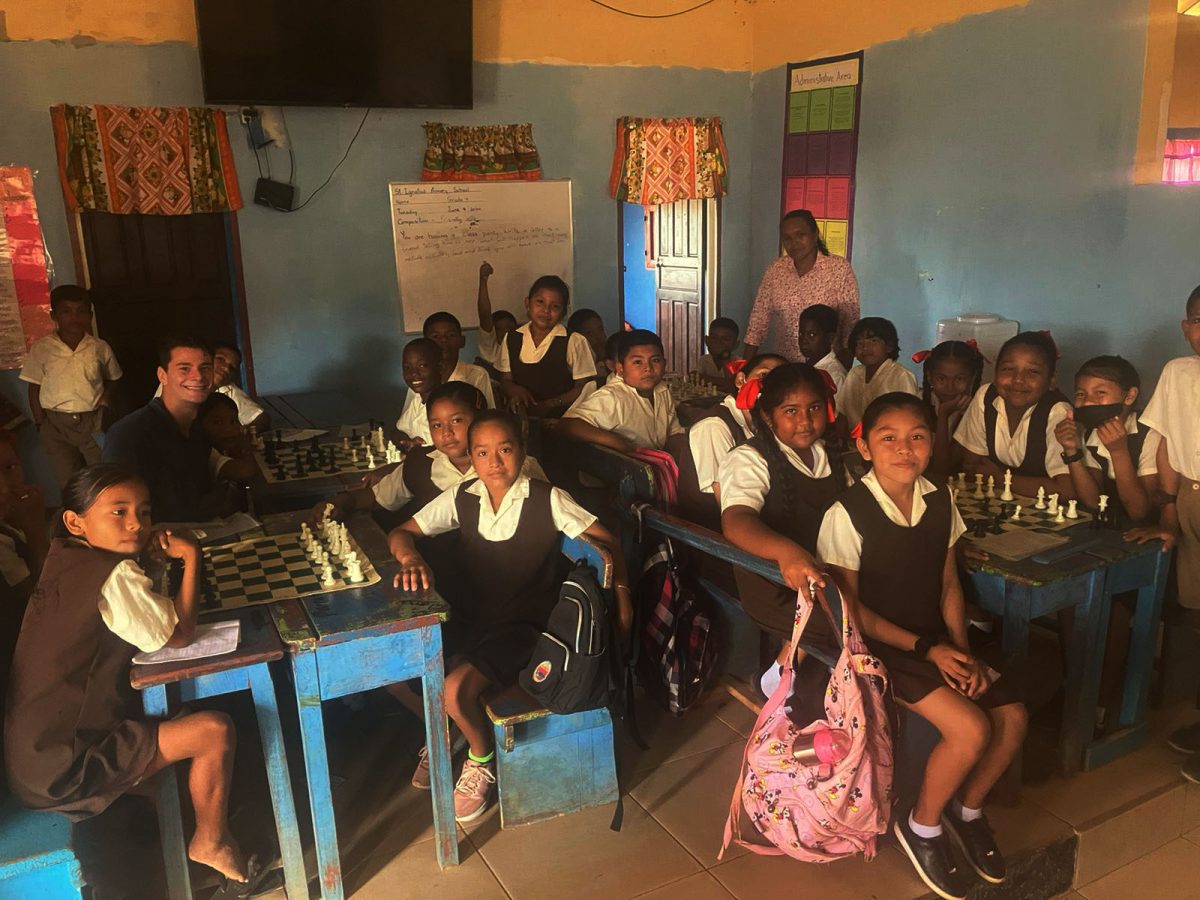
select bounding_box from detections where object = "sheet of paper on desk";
[337,422,373,437]
[157,513,262,545]
[132,620,241,665]
[278,428,329,443]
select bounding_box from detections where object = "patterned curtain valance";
[49,104,243,215]
[421,123,542,181]
[609,116,729,206]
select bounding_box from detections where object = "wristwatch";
[912,636,934,661]
[1060,449,1085,464]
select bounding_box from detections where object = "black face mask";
[1073,402,1126,430]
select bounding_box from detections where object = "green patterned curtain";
[421,123,542,181]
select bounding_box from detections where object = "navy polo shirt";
[102,398,217,523]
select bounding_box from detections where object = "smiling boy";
[394,339,448,448]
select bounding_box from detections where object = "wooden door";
[79,212,245,418]
[654,199,706,375]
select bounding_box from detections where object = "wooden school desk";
[266,511,459,900]
[967,528,1171,774]
[130,607,308,900]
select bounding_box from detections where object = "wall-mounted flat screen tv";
[196,0,473,108]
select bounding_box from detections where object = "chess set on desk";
[667,372,725,404]
[949,470,1118,562]
[254,422,404,483]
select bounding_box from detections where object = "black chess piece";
[973,520,988,539]
[325,449,338,474]
[275,429,283,443]
[990,514,1004,535]
[274,465,287,481]
[310,436,319,452]
[293,456,305,478]
[264,442,278,466]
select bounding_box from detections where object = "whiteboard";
[389,180,573,334]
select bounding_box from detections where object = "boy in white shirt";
[20,285,122,488]
[211,342,270,430]
[423,311,496,409]
[558,329,683,452]
[394,339,447,448]
[798,304,847,393]
[475,261,518,370]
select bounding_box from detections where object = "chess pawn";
[1054,505,1066,523]
[1011,504,1022,520]
[1035,487,1046,509]
[957,471,967,488]
[367,452,377,470]
[321,564,336,586]
[1066,499,1079,519]
[351,448,358,463]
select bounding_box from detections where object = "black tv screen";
[196,0,473,108]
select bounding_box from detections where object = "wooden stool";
[485,685,618,829]
[0,799,84,899]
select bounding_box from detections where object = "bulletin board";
[780,52,864,259]
[389,179,573,334]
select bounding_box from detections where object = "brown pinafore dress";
[676,404,750,533]
[5,538,161,819]
[505,331,574,410]
[839,481,1019,707]
[442,479,566,685]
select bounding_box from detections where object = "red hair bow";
[735,376,762,410]
[850,421,862,440]
[964,339,991,364]
[912,348,932,364]
[816,367,838,423]
[1038,330,1062,359]
[725,358,749,377]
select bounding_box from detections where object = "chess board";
[255,440,398,484]
[200,530,381,611]
[954,490,1090,561]
[667,376,725,405]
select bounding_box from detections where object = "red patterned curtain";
[609,117,729,206]
[1163,137,1200,185]
[421,123,542,181]
[49,104,243,214]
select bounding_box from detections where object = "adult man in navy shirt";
[103,336,255,522]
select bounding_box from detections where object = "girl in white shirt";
[388,410,631,823]
[837,317,920,430]
[912,340,984,479]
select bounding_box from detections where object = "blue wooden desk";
[968,529,1172,774]
[130,607,307,900]
[267,513,459,900]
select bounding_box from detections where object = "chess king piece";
[1000,469,1014,502]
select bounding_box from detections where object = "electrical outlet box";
[254,178,295,212]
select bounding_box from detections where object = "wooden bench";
[483,533,620,828]
[0,799,84,899]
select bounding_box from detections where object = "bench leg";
[421,628,459,869]
[141,684,192,900]
[248,662,309,900]
[291,650,344,900]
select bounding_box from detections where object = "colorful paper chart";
[0,167,52,371]
[780,53,863,259]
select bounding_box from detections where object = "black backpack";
[519,561,615,714]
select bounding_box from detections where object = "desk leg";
[141,685,192,900]
[999,581,1032,661]
[291,650,344,900]
[421,627,459,869]
[1120,549,1172,728]
[248,663,309,900]
[1061,570,1108,776]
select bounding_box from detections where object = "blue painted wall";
[751,0,1200,387]
[621,201,657,332]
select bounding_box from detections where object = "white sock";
[953,801,983,822]
[760,664,783,697]
[909,811,943,839]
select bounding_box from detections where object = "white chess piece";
[1036,486,1046,509]
[1048,493,1059,514]
[367,452,376,470]
[985,475,995,499]
[323,502,334,520]
[351,448,358,463]
[347,560,364,583]
[973,473,984,499]
[1054,505,1066,523]
[957,472,967,488]
[1098,494,1110,515]
[1066,499,1079,519]
[1001,469,1014,502]
[342,436,350,450]
[321,564,336,586]
[1011,504,1022,520]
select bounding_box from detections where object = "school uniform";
[1142,357,1200,609]
[413,475,596,684]
[477,327,503,367]
[811,350,848,394]
[447,360,496,409]
[20,332,122,489]
[818,471,1019,706]
[498,324,596,406]
[1083,413,1160,525]
[563,378,684,451]
[695,354,733,382]
[372,448,547,513]
[677,395,754,530]
[394,362,498,443]
[6,538,176,819]
[717,435,845,637]
[953,383,1071,478]
[930,393,967,438]
[836,358,919,427]
[0,523,33,802]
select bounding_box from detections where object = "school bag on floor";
[636,540,720,715]
[628,448,680,512]
[721,580,893,863]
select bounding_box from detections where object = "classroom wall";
[750,0,1200,389]
[1168,14,1200,127]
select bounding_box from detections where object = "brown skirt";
[872,640,1022,709]
[732,567,838,655]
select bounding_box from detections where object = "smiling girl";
[837,317,920,430]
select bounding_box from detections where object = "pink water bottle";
[791,726,850,765]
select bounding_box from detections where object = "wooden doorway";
[74,212,252,418]
[618,199,719,376]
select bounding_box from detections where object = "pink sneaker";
[411,746,431,790]
[453,759,496,823]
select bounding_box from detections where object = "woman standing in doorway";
[742,209,860,365]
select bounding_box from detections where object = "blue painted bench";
[0,799,84,899]
[483,533,620,828]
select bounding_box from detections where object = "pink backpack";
[721,582,894,862]
[628,448,679,511]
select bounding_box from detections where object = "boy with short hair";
[695,317,740,385]
[423,311,495,408]
[558,329,684,452]
[20,285,122,488]
[798,303,847,392]
[155,340,270,431]
[1138,284,1200,783]
[394,338,447,448]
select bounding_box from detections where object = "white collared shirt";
[372,450,547,511]
[717,436,833,513]
[98,558,179,653]
[1141,356,1200,481]
[478,327,502,365]
[689,395,754,494]
[812,350,848,394]
[1083,412,1159,478]
[496,323,596,379]
[394,362,500,441]
[817,469,967,571]
[836,358,919,428]
[155,382,265,427]
[953,382,1072,478]
[413,474,596,542]
[448,360,496,409]
[20,332,122,412]
[0,526,30,588]
[563,378,684,450]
